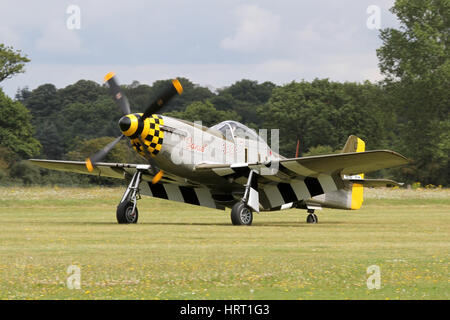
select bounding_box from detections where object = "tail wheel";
[306,212,318,224]
[117,201,139,224]
[231,202,253,226]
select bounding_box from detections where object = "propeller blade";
[136,136,164,184]
[104,72,131,115]
[141,79,183,121]
[85,135,124,172]
[151,170,164,184]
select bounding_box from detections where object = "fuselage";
[119,113,277,185]
[118,113,359,212]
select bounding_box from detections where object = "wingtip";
[383,150,410,163]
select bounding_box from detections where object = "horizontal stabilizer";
[282,150,409,176]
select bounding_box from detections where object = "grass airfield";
[0,186,448,300]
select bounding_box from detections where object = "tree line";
[0,0,448,187]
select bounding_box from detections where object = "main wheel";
[231,202,253,226]
[306,213,318,224]
[116,201,139,224]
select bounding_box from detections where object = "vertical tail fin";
[342,135,365,209]
[342,135,365,153]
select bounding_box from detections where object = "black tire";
[116,201,139,224]
[231,202,253,226]
[306,213,318,224]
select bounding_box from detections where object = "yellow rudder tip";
[356,137,365,153]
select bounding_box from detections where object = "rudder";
[342,135,365,209]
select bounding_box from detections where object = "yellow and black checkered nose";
[119,113,164,156]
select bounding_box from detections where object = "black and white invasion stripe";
[139,182,222,210]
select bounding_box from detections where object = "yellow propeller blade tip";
[172,79,183,95]
[151,170,164,184]
[85,158,94,172]
[104,72,115,82]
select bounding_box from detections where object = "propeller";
[85,73,183,185]
[136,135,164,184]
[142,79,183,120]
[104,72,131,115]
[85,135,124,172]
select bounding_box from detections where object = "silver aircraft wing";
[29,159,186,185]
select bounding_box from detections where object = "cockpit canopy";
[210,120,266,144]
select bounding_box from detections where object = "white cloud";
[0,25,21,48]
[0,1,400,98]
[35,21,86,54]
[221,4,281,52]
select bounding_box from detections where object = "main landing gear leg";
[231,170,258,226]
[117,170,143,224]
[306,209,318,224]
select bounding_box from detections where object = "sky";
[0,0,400,97]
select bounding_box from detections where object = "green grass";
[0,186,448,300]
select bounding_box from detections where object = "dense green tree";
[0,88,41,158]
[377,0,449,185]
[22,81,120,159]
[24,84,62,121]
[211,92,236,112]
[149,78,214,113]
[167,101,241,127]
[15,86,32,103]
[35,121,65,159]
[302,145,340,157]
[223,79,276,105]
[0,146,18,183]
[65,136,143,164]
[58,80,108,105]
[340,81,396,149]
[0,44,30,83]
[58,97,122,149]
[9,160,41,185]
[124,82,153,112]
[261,79,388,158]
[212,80,276,127]
[377,0,449,80]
